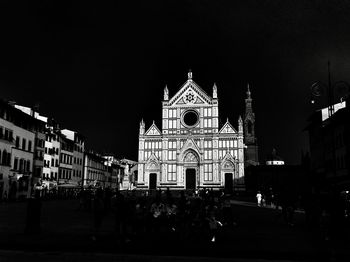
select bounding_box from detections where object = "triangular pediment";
[169,80,212,106]
[146,153,160,170]
[219,121,237,134]
[221,152,236,168]
[145,123,161,136]
[179,137,202,160]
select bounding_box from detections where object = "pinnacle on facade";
[213,83,218,99]
[188,69,192,80]
[164,85,169,101]
[238,115,243,132]
[139,119,145,135]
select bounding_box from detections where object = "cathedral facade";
[137,71,249,191]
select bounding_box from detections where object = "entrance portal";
[224,173,233,193]
[149,173,157,190]
[186,169,196,190]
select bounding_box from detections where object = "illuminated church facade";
[137,71,256,191]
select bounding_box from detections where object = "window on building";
[22,138,26,150]
[16,136,20,148]
[14,158,18,170]
[28,141,32,152]
[1,150,6,165]
[26,160,30,172]
[204,164,213,181]
[167,164,176,181]
[19,159,24,172]
[4,129,9,140]
[7,152,11,166]
[9,130,13,141]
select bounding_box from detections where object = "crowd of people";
[21,185,349,244]
[83,188,237,243]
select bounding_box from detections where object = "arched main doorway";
[224,173,233,193]
[183,150,199,190]
[149,173,157,190]
[186,168,196,190]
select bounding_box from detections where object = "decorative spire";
[139,119,145,135]
[213,83,218,99]
[238,115,243,133]
[188,69,192,80]
[247,83,251,99]
[164,85,169,100]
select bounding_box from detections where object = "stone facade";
[137,71,246,191]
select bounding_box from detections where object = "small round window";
[183,110,199,127]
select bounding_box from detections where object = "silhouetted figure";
[104,187,112,212]
[280,190,296,226]
[134,197,147,236]
[77,188,85,210]
[205,207,222,243]
[165,197,177,232]
[91,188,104,241]
[25,190,42,235]
[112,189,126,242]
[221,194,235,227]
[150,196,165,234]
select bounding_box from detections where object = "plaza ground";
[0,198,349,261]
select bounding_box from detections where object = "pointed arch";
[183,149,199,163]
[222,160,235,170]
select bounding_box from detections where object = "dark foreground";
[0,198,349,262]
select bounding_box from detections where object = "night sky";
[2,0,350,164]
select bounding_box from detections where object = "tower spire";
[244,82,259,166]
[247,83,251,99]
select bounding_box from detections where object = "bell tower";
[244,84,259,166]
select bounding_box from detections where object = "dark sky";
[2,0,350,164]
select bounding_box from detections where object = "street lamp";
[310,61,350,116]
[310,61,350,191]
